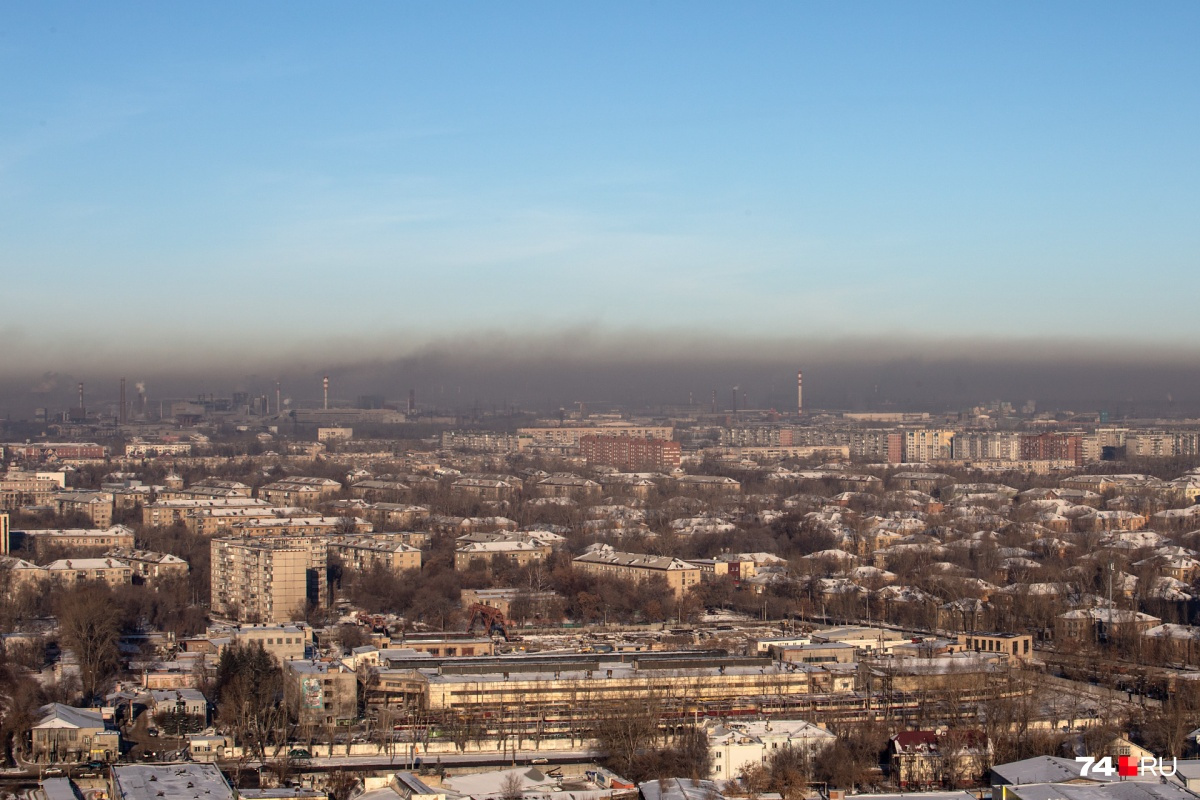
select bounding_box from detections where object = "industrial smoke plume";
[2,331,1200,417]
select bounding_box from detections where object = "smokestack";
[78,382,84,412]
[408,389,415,414]
[275,381,281,416]
[797,370,803,416]
[711,389,717,414]
[731,386,739,414]
[119,378,127,424]
[323,376,329,410]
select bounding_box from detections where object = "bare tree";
[500,771,524,800]
[55,584,122,702]
[594,692,663,778]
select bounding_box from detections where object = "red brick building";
[1020,433,1083,465]
[580,435,681,471]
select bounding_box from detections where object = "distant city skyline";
[7,335,1200,420]
[3,2,1199,359]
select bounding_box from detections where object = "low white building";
[707,718,835,779]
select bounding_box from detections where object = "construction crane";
[466,604,511,641]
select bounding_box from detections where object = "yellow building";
[53,491,114,526]
[46,557,133,587]
[328,535,422,573]
[258,477,342,507]
[573,551,701,598]
[454,541,550,572]
[210,538,320,623]
[16,525,136,558]
[144,498,272,528]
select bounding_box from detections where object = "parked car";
[288,749,312,760]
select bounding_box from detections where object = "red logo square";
[1118,756,1139,777]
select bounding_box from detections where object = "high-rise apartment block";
[902,429,955,463]
[1019,432,1084,465]
[580,435,682,470]
[210,537,327,623]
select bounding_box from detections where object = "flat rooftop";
[111,764,234,800]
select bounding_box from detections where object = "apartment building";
[716,445,851,462]
[573,551,701,598]
[903,429,955,463]
[327,535,422,573]
[0,470,66,508]
[451,478,518,501]
[454,540,551,572]
[50,491,113,527]
[143,498,273,528]
[285,661,358,726]
[8,525,135,557]
[106,548,189,583]
[720,427,791,447]
[367,503,429,530]
[229,515,372,537]
[581,435,682,470]
[0,556,43,593]
[348,480,411,500]
[708,720,835,781]
[157,479,253,501]
[1020,433,1084,465]
[517,425,673,448]
[46,557,133,587]
[125,441,193,457]
[3,443,107,461]
[258,477,342,507]
[684,555,759,583]
[185,505,290,536]
[440,431,522,452]
[950,432,1021,462]
[675,475,741,494]
[210,537,326,623]
[535,474,602,498]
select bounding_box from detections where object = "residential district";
[7,384,1200,800]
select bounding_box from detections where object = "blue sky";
[2,2,1199,364]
